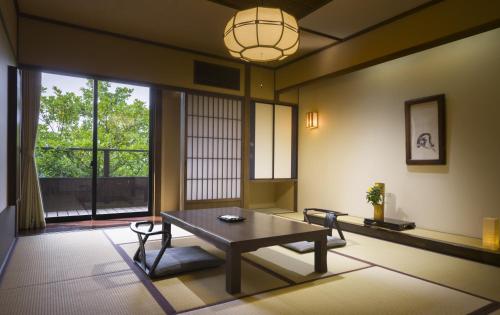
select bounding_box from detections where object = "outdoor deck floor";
[45,206,148,218]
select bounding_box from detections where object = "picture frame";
[405,94,446,165]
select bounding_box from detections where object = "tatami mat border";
[468,301,500,315]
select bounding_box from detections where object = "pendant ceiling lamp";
[224,6,299,62]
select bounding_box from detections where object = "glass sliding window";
[36,73,94,219]
[36,73,152,221]
[251,102,297,180]
[186,93,242,201]
[95,81,150,215]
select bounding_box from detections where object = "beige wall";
[278,88,299,104]
[250,66,274,101]
[0,1,16,210]
[298,28,500,238]
[19,17,248,96]
[19,17,275,99]
[277,0,500,91]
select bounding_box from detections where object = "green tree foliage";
[36,80,149,178]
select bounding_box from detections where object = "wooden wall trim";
[18,13,273,71]
[151,88,163,215]
[276,0,443,70]
[276,1,500,92]
[18,63,245,102]
[0,235,16,277]
[0,206,17,278]
[242,64,251,208]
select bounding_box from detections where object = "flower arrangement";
[366,184,383,205]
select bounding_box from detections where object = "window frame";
[184,92,244,202]
[250,101,298,181]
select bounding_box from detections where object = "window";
[251,102,297,179]
[37,72,151,219]
[186,93,242,201]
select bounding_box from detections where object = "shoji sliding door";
[253,103,273,178]
[186,93,242,201]
[251,102,297,180]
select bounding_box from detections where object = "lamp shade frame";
[224,7,300,62]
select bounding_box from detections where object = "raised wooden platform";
[303,212,500,267]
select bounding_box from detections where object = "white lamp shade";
[224,7,299,62]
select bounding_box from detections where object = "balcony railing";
[36,147,149,216]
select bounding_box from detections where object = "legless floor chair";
[130,221,224,278]
[282,208,348,253]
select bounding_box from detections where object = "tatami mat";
[104,224,193,245]
[275,212,304,221]
[0,230,129,289]
[243,245,369,283]
[121,237,291,312]
[0,270,164,315]
[1,218,497,314]
[332,231,500,301]
[275,211,500,301]
[252,208,294,215]
[182,266,490,315]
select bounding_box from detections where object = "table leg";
[314,237,327,273]
[225,248,241,294]
[162,219,171,247]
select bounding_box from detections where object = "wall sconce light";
[306,111,318,129]
[483,217,499,250]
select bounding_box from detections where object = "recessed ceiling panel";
[208,0,332,19]
[299,0,433,39]
[269,29,337,66]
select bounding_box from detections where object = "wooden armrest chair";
[130,221,224,278]
[282,208,348,253]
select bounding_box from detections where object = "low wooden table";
[161,207,329,294]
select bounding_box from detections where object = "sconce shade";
[482,217,499,250]
[306,112,318,129]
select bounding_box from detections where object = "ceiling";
[17,0,434,68]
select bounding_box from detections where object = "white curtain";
[19,70,46,230]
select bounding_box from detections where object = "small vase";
[374,204,384,221]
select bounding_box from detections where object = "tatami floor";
[1,213,499,315]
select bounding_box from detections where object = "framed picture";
[405,94,446,165]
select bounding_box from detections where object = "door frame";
[42,74,154,222]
